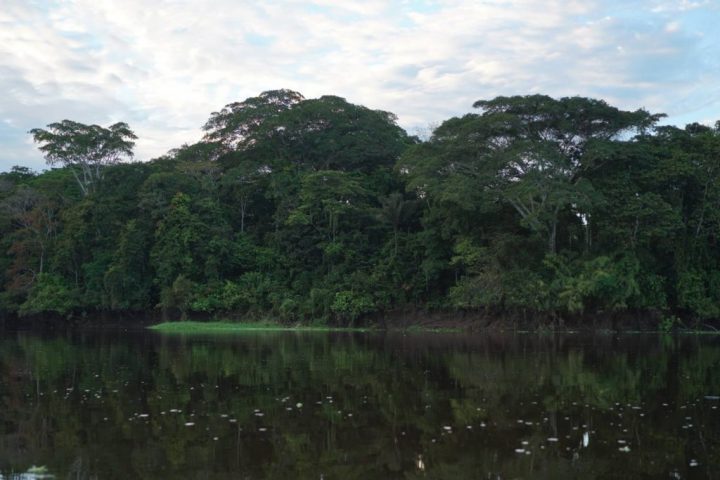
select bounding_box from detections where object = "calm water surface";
[0,328,719,479]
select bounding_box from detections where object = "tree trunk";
[548,219,557,254]
[240,197,247,233]
[393,227,398,256]
[549,204,562,254]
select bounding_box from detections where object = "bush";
[331,290,375,322]
[19,273,79,316]
[677,269,720,319]
[159,275,195,319]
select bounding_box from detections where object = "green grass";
[149,321,720,335]
[147,320,470,334]
[148,321,375,334]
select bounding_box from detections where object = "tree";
[202,89,305,154]
[470,95,663,253]
[30,120,137,196]
[221,163,267,233]
[18,273,78,316]
[1,186,57,285]
[288,171,370,243]
[377,192,416,256]
[265,95,413,172]
[104,219,153,309]
[151,193,206,289]
[203,91,413,173]
[402,95,663,253]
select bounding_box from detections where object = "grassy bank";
[148,321,376,334]
[147,320,465,334]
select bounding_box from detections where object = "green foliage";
[659,314,679,333]
[29,120,136,196]
[159,275,195,319]
[331,290,376,322]
[151,193,206,288]
[5,91,720,324]
[545,255,641,314]
[104,219,153,309]
[19,273,78,316]
[213,272,276,312]
[676,269,720,319]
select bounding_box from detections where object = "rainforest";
[2,90,720,330]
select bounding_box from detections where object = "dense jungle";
[2,90,720,329]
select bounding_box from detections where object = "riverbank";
[4,307,720,333]
[148,320,463,334]
[148,321,376,333]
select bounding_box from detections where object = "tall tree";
[1,186,57,290]
[202,89,305,154]
[30,120,136,196]
[402,95,663,253]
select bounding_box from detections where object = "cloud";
[1,0,719,171]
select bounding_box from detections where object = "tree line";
[2,90,719,326]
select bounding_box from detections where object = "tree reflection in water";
[0,330,718,479]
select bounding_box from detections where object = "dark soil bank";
[376,308,720,332]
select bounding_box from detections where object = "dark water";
[0,329,719,479]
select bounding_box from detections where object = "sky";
[1,0,719,172]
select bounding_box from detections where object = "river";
[1,328,718,478]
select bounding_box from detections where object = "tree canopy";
[2,91,719,327]
[29,120,137,196]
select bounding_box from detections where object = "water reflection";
[0,330,718,479]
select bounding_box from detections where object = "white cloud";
[1,0,719,170]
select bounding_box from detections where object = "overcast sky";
[1,0,719,171]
